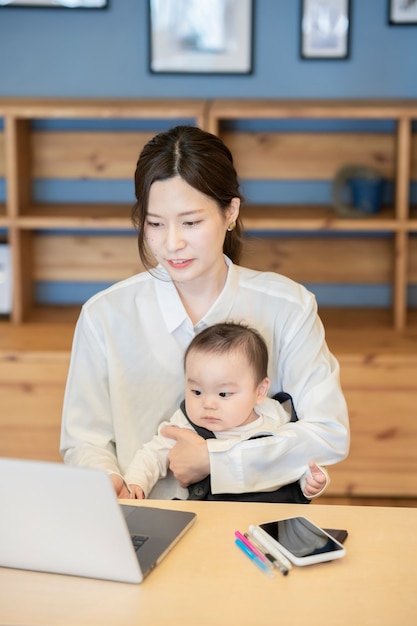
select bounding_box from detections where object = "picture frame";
[148,0,253,75]
[0,1,107,7]
[300,0,350,59]
[389,0,417,25]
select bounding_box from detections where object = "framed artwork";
[389,0,417,24]
[300,0,351,59]
[0,1,107,7]
[148,0,253,75]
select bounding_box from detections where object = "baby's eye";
[191,389,201,396]
[219,392,232,398]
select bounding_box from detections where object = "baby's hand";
[303,462,328,497]
[128,484,146,499]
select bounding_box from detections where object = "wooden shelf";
[17,203,134,230]
[0,98,416,328]
[0,97,209,124]
[240,205,399,232]
[208,99,417,332]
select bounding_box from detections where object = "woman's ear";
[227,197,240,224]
[256,377,270,404]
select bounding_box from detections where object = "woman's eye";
[146,221,161,228]
[184,220,201,227]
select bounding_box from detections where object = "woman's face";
[145,176,239,286]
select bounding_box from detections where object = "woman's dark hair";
[184,322,269,385]
[132,125,244,268]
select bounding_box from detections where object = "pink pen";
[234,530,270,564]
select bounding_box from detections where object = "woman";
[60,125,349,499]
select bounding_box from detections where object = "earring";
[227,221,236,232]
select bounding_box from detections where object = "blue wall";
[0,0,416,308]
[0,0,416,99]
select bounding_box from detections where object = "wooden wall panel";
[0,131,4,176]
[18,130,416,181]
[34,234,143,282]
[1,347,416,496]
[32,131,155,179]
[0,353,69,462]
[33,233,395,284]
[409,235,417,284]
[222,132,397,180]
[241,236,394,283]
[327,354,417,497]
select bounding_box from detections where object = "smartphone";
[252,516,346,566]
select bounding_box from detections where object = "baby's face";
[184,349,266,432]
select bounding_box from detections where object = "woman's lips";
[167,259,193,269]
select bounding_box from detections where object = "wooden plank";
[24,130,417,182]
[0,322,75,352]
[412,129,417,180]
[0,98,208,127]
[328,353,417,497]
[241,235,394,283]
[410,235,417,284]
[2,126,415,182]
[0,353,69,462]
[0,131,4,176]
[32,131,155,179]
[207,98,417,120]
[222,131,396,180]
[33,233,394,284]
[34,234,144,281]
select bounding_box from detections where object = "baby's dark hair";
[184,322,269,384]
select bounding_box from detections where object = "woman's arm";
[60,309,121,474]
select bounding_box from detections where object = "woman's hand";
[160,425,210,487]
[109,473,132,499]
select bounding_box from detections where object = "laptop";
[0,458,196,584]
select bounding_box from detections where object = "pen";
[248,525,293,573]
[234,531,271,564]
[234,538,274,578]
[245,530,289,577]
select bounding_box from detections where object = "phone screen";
[259,517,345,559]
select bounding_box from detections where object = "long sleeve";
[60,308,121,475]
[124,409,189,497]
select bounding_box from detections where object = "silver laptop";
[0,458,196,584]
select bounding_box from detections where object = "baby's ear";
[257,377,270,403]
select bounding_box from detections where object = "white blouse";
[60,258,349,499]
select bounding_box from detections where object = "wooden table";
[0,500,415,626]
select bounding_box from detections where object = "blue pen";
[234,538,274,578]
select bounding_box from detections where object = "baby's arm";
[300,462,329,499]
[124,408,192,498]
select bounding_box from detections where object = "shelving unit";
[207,99,417,332]
[1,98,416,329]
[0,98,208,323]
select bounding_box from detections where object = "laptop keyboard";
[131,534,149,553]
